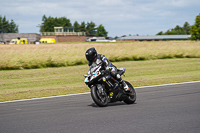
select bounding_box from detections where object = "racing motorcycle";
[84,64,136,107]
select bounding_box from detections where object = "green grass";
[0,41,200,70]
[0,58,200,102]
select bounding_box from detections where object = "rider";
[85,47,130,92]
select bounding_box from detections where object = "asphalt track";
[0,81,200,133]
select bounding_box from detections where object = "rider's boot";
[119,79,130,92]
[114,73,130,92]
[120,80,130,92]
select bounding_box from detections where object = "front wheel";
[91,85,108,107]
[123,81,136,104]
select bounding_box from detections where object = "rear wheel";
[91,85,108,107]
[123,81,136,104]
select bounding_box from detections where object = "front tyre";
[123,81,136,104]
[91,85,108,107]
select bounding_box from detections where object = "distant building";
[41,27,86,36]
[41,27,86,42]
[86,37,116,42]
[0,33,40,44]
[118,35,191,41]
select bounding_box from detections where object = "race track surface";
[1,82,200,133]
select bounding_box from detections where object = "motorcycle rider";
[85,47,130,92]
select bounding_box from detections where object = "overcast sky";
[1,0,200,37]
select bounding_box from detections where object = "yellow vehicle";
[9,38,28,44]
[40,38,56,44]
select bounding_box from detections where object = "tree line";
[190,13,200,40]
[156,13,200,40]
[0,16,18,33]
[1,13,200,40]
[157,22,190,35]
[39,15,108,37]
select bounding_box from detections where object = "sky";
[1,0,200,37]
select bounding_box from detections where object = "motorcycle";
[84,64,136,107]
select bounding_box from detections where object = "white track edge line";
[0,92,90,104]
[135,81,200,89]
[0,81,200,104]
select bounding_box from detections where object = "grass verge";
[0,58,200,102]
[0,41,200,70]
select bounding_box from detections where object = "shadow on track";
[88,102,137,108]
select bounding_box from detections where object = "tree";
[39,15,72,32]
[45,16,55,32]
[80,22,86,32]
[9,20,18,33]
[0,19,2,33]
[0,16,18,33]
[39,15,109,37]
[183,22,190,34]
[190,13,200,40]
[156,31,163,35]
[86,22,96,36]
[114,36,119,39]
[73,21,80,32]
[95,24,108,37]
[156,22,191,35]
[2,16,9,33]
[40,15,47,32]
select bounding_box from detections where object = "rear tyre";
[123,81,136,104]
[91,85,108,107]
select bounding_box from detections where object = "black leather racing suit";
[87,54,123,83]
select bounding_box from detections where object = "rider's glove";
[105,66,110,74]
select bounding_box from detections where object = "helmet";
[85,47,97,62]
